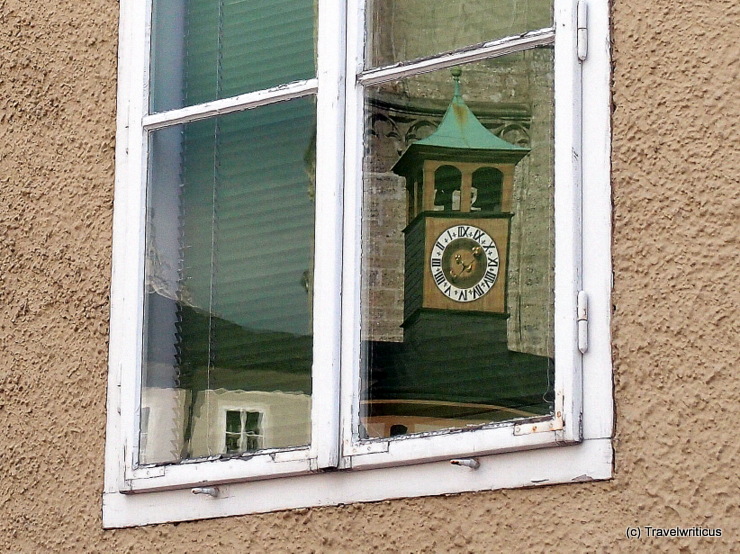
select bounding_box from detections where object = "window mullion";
[338,0,368,465]
[311,0,348,469]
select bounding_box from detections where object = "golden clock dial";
[442,238,486,288]
[430,224,500,303]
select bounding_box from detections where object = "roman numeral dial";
[429,224,500,303]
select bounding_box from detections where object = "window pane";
[360,50,554,439]
[225,410,241,434]
[366,0,553,68]
[244,410,261,432]
[150,0,316,113]
[140,98,316,464]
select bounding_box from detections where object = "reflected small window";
[225,410,264,454]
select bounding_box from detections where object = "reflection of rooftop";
[392,71,530,175]
[365,335,553,417]
[145,292,312,393]
[365,94,532,174]
[414,74,530,153]
[176,300,313,393]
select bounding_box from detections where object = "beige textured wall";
[0,0,738,552]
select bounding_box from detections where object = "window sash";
[114,0,346,492]
[339,0,582,468]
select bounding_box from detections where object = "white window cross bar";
[357,28,555,87]
[142,78,319,131]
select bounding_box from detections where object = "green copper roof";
[392,69,529,175]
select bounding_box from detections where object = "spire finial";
[451,67,462,98]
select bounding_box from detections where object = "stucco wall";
[0,0,738,552]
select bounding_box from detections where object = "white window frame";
[104,0,613,528]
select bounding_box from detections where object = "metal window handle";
[450,458,480,469]
[191,487,220,497]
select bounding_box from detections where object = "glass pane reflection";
[366,0,552,68]
[150,0,316,113]
[361,50,555,439]
[140,98,316,464]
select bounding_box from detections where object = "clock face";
[430,224,500,303]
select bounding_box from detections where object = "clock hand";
[451,257,474,280]
[450,254,463,281]
[450,248,480,279]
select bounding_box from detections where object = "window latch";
[191,487,220,498]
[577,290,588,353]
[450,458,480,470]
[577,0,588,62]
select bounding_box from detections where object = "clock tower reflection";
[361,68,554,439]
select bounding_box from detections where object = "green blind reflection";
[141,98,315,463]
[151,0,316,112]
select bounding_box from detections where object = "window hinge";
[513,391,566,436]
[577,290,588,353]
[577,0,588,62]
[513,415,564,436]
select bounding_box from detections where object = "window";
[225,410,264,454]
[104,0,612,527]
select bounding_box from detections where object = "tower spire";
[451,67,462,99]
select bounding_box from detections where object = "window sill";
[103,437,611,528]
